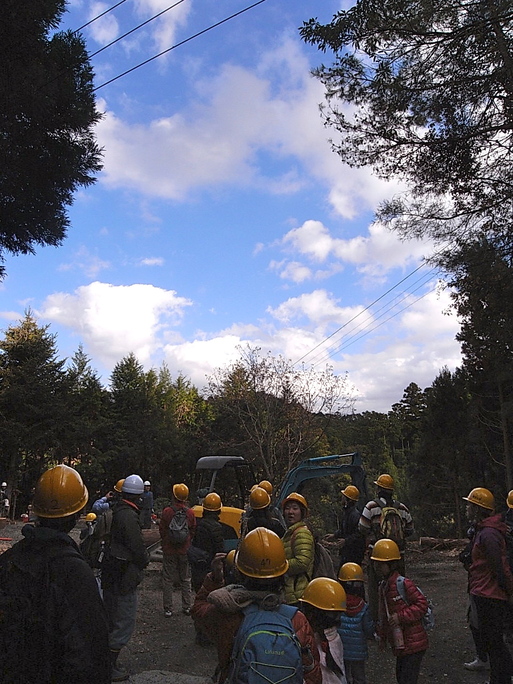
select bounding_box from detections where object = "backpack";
[79,508,113,568]
[291,528,337,580]
[168,506,189,544]
[312,539,337,580]
[376,500,406,549]
[0,541,82,683]
[396,575,435,631]
[228,603,304,684]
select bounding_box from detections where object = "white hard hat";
[1,482,6,487]
[144,481,151,486]
[122,474,144,494]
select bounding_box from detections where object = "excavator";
[148,452,368,558]
[191,451,368,548]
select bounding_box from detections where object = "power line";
[74,0,129,33]
[312,272,439,366]
[93,0,268,91]
[89,0,188,59]
[304,268,438,368]
[293,260,428,366]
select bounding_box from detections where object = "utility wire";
[293,260,428,366]
[74,0,129,33]
[312,272,439,366]
[93,0,268,91]
[89,0,188,59]
[304,268,438,368]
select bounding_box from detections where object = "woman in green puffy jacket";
[282,492,315,605]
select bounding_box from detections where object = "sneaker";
[182,608,191,616]
[164,610,173,617]
[463,657,489,671]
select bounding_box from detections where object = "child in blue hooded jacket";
[337,563,375,684]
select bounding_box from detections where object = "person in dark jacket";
[140,480,154,529]
[244,485,286,538]
[463,487,513,684]
[189,491,225,591]
[371,538,428,684]
[0,464,111,684]
[326,485,366,571]
[102,474,149,682]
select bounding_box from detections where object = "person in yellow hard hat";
[463,487,513,684]
[191,527,321,684]
[189,492,225,597]
[244,486,286,538]
[0,464,111,683]
[301,577,347,683]
[337,563,374,683]
[325,484,366,571]
[358,474,414,621]
[91,478,125,514]
[371,538,428,684]
[159,483,196,617]
[281,492,315,605]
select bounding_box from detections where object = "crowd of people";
[0,466,512,684]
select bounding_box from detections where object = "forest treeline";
[1,282,512,540]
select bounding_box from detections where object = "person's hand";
[211,553,227,583]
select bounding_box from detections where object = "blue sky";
[1,0,462,412]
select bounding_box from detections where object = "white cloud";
[58,247,111,278]
[38,282,192,367]
[134,0,191,54]
[279,219,429,278]
[87,2,120,45]
[139,257,164,266]
[95,36,400,216]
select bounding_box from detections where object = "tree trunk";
[498,380,513,490]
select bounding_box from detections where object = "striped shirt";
[358,496,414,548]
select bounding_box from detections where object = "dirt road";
[129,544,505,683]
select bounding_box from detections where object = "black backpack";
[0,541,82,683]
[168,506,189,544]
[79,508,113,568]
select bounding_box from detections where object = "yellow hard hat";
[114,479,125,493]
[85,512,97,522]
[338,562,364,583]
[281,492,308,511]
[374,474,394,490]
[507,491,513,509]
[235,527,289,578]
[32,465,88,518]
[301,578,347,612]
[463,487,494,511]
[203,492,222,512]
[341,485,360,502]
[249,486,271,510]
[225,549,236,570]
[259,480,273,496]
[173,483,189,502]
[370,538,401,562]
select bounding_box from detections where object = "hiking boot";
[111,666,129,682]
[463,657,489,671]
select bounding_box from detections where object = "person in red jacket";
[463,487,513,684]
[371,538,428,684]
[191,527,321,684]
[159,483,196,616]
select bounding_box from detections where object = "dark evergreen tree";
[0,1,102,277]
[0,312,68,515]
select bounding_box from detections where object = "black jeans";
[473,594,513,684]
[396,650,425,684]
